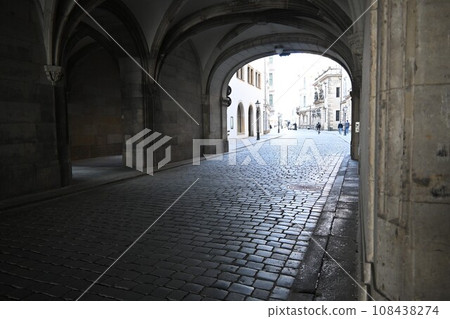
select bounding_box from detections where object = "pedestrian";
[338,122,343,135]
[344,120,350,136]
[316,122,321,134]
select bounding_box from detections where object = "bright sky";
[269,53,348,117]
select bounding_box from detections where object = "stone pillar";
[348,31,363,161]
[361,0,450,300]
[45,65,71,186]
[350,89,360,160]
[359,2,378,300]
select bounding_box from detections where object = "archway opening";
[67,47,125,184]
[224,54,353,146]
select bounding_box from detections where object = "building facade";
[297,67,352,130]
[227,58,273,139]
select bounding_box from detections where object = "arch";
[53,0,152,185]
[67,46,123,162]
[237,103,245,134]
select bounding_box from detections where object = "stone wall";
[156,42,203,163]
[359,0,450,300]
[0,0,60,200]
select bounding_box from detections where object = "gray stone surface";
[290,156,360,301]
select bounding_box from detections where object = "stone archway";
[49,0,151,185]
[67,47,123,161]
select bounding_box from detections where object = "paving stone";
[226,292,246,301]
[218,264,239,273]
[254,279,275,290]
[263,258,285,267]
[245,261,265,270]
[218,272,239,282]
[113,280,138,291]
[166,280,185,289]
[167,289,189,300]
[181,283,204,294]
[192,276,216,286]
[202,287,228,300]
[276,275,295,288]
[237,276,255,286]
[256,271,279,282]
[252,288,271,300]
[255,250,272,258]
[203,269,221,278]
[150,287,172,299]
[212,280,231,290]
[237,267,257,277]
[154,277,171,286]
[172,272,195,282]
[184,294,203,301]
[184,266,206,276]
[132,284,157,295]
[271,287,291,300]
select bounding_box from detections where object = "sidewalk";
[289,155,361,301]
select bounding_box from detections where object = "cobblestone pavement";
[0,130,352,301]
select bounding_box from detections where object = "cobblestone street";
[0,130,358,301]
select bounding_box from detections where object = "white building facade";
[227,58,273,139]
[297,66,352,130]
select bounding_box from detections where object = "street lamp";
[255,100,261,140]
[278,113,281,133]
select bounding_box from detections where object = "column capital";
[44,65,64,85]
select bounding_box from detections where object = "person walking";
[344,120,350,136]
[316,122,321,134]
[338,122,343,135]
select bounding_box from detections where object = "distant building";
[297,71,316,128]
[297,67,352,130]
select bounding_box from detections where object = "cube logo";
[126,129,172,176]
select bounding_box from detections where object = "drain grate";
[287,184,322,191]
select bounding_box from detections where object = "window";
[303,96,306,107]
[269,94,273,106]
[269,73,273,86]
[269,56,273,64]
[255,72,262,88]
[336,110,340,121]
[236,68,244,80]
[336,87,340,98]
[230,116,234,129]
[247,67,255,85]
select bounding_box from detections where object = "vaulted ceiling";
[36,0,366,91]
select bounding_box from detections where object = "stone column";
[45,65,71,186]
[361,0,450,300]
